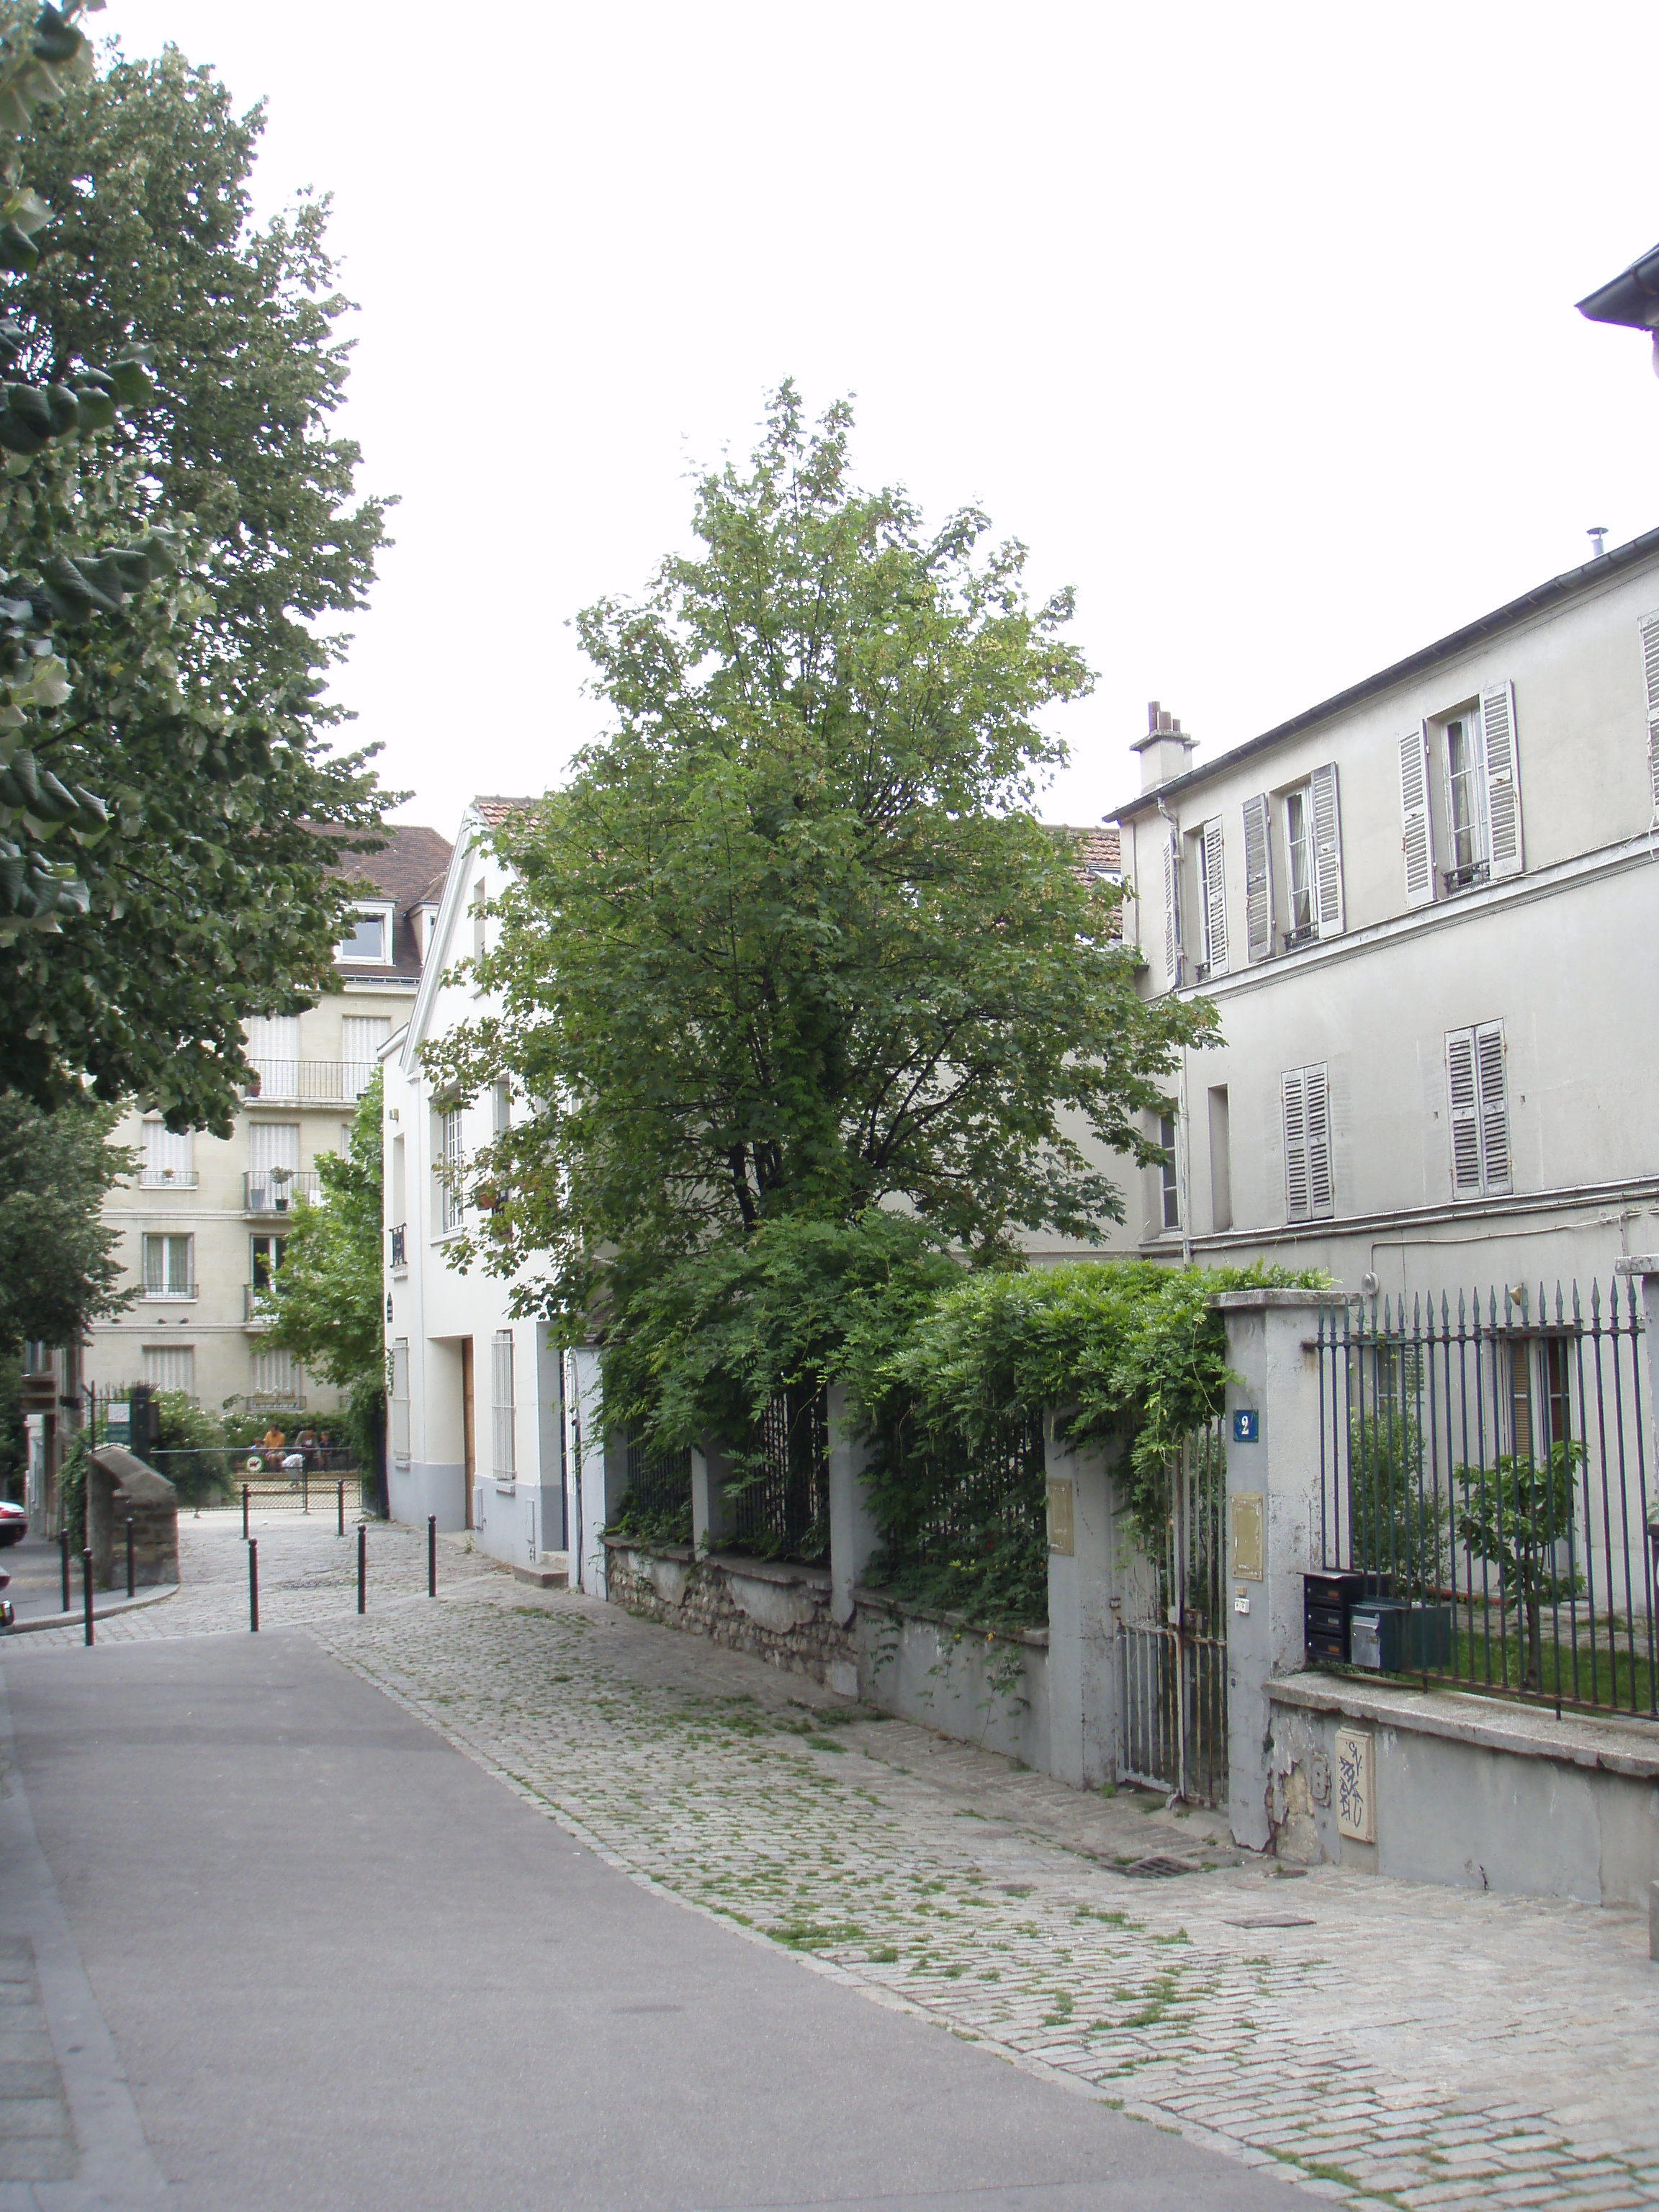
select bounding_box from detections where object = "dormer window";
[338,902,394,966]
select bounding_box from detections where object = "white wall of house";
[383,808,577,1575]
[1053,536,1659,1300]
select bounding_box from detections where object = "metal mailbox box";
[1349,1600,1453,1673]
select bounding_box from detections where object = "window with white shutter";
[1445,1020,1511,1196]
[1161,826,1182,992]
[1282,1064,1334,1223]
[246,1015,299,1099]
[1310,763,1345,933]
[140,1123,194,1188]
[1479,682,1523,879]
[1639,610,1659,819]
[143,1344,194,1397]
[491,1331,516,1480]
[1398,724,1435,907]
[390,1339,410,1464]
[438,1105,465,1233]
[341,1015,391,1098]
[1241,793,1273,962]
[1197,818,1228,978]
[248,1348,303,1406]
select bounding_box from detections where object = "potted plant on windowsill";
[271,1164,292,1213]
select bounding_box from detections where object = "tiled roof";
[1049,822,1121,873]
[473,794,536,829]
[333,822,454,982]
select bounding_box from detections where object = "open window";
[1242,765,1342,961]
[1398,683,1523,907]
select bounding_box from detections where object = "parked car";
[0,1499,27,1547]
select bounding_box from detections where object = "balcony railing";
[246,1059,378,1105]
[244,1283,276,1325]
[138,1167,199,1190]
[389,1223,407,1269]
[243,1169,321,1215]
[139,1281,198,1301]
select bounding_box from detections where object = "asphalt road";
[4,1529,71,1622]
[0,1628,1310,2212]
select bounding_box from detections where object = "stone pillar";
[1043,1419,1120,1788]
[826,1384,878,1629]
[1211,1288,1349,1851]
[691,1443,734,1555]
[565,1345,604,1596]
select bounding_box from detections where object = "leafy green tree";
[261,1070,384,1452]
[0,1089,131,1352]
[0,9,388,1130]
[432,387,1214,1331]
[1456,1442,1583,1689]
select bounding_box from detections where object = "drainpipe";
[1154,796,1193,1265]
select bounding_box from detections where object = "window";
[1282,1064,1334,1223]
[1160,824,1183,992]
[1446,1021,1510,1196]
[341,1015,391,1097]
[1193,819,1228,979]
[1399,684,1523,905]
[1640,609,1659,819]
[337,905,392,964]
[438,1105,465,1233]
[143,1344,194,1396]
[1243,765,1342,960]
[141,1233,193,1298]
[248,1348,302,1406]
[1158,1112,1181,1231]
[247,1121,300,1213]
[491,1331,516,1480]
[250,1234,287,1291]
[492,1080,512,1135]
[246,1013,300,1100]
[390,1339,410,1465]
[1284,786,1314,939]
[140,1122,194,1188]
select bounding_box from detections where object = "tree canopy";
[0,6,388,1131]
[431,387,1213,1333]
[261,1068,384,1401]
[0,1087,130,1354]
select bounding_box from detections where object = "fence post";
[690,1443,734,1560]
[824,1385,876,1698]
[1042,1419,1120,1789]
[125,1515,135,1599]
[81,1547,94,1647]
[59,1527,69,1613]
[357,1521,366,1614]
[337,1480,345,1537]
[428,1514,437,1597]
[1210,1288,1349,1853]
[302,1465,309,1515]
[242,1483,249,1542]
[249,1538,258,1632]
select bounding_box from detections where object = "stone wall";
[87,1446,179,1590]
[603,1539,857,1695]
[853,1591,1050,1768]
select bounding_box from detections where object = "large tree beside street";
[0,1088,130,1354]
[431,387,1213,1336]
[0,6,387,1132]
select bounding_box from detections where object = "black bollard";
[59,1527,70,1612]
[242,1483,249,1542]
[125,1515,135,1599]
[302,1466,309,1516]
[249,1538,259,1632]
[357,1520,366,1614]
[428,1514,436,1599]
[336,1480,344,1537]
[81,1547,94,1647]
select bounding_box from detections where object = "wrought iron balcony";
[243,1169,321,1215]
[245,1059,378,1105]
[389,1223,407,1269]
[138,1167,199,1189]
[139,1281,198,1301]
[244,1283,275,1325]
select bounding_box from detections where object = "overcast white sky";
[109,1,1659,843]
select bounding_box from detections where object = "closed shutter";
[1282,1068,1309,1221]
[1161,826,1182,991]
[1242,793,1273,962]
[1447,1027,1483,1192]
[143,1123,192,1182]
[1282,1064,1333,1222]
[390,1340,410,1462]
[1201,817,1228,976]
[248,1123,300,1173]
[246,1015,299,1099]
[341,1016,391,1098]
[1479,680,1523,878]
[143,1344,194,1396]
[1640,611,1659,818]
[1309,764,1344,935]
[1398,724,1435,907]
[1475,1020,1510,1192]
[492,1331,516,1479]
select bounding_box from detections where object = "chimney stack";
[1131,700,1199,793]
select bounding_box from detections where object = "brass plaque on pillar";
[1229,1492,1264,1581]
[1046,1478,1074,1556]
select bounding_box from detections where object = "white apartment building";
[1100,526,1659,1300]
[84,824,452,1419]
[382,800,589,1578]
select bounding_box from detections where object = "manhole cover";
[1122,1856,1199,1879]
[1223,1913,1315,1928]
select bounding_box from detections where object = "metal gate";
[1116,1421,1228,1807]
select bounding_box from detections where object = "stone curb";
[6,1581,180,1637]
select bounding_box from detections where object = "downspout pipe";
[1154,796,1194,1266]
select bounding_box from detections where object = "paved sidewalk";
[6,1516,1657,2209]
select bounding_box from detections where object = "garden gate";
[1115,1421,1228,1807]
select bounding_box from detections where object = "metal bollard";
[242,1483,249,1542]
[81,1547,94,1647]
[125,1515,135,1599]
[59,1527,70,1613]
[357,1520,366,1614]
[302,1466,309,1516]
[337,1480,344,1537]
[428,1515,436,1599]
[249,1539,258,1632]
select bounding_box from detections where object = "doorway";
[461,1336,476,1529]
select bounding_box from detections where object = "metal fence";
[899,1418,1046,1565]
[623,1439,693,1524]
[727,1388,829,1560]
[1316,1285,1655,1723]
[1116,1421,1228,1808]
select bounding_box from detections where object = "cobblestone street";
[9,1514,1658,2210]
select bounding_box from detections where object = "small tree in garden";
[1455,1441,1583,1689]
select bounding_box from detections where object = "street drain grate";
[1120,1855,1199,1879]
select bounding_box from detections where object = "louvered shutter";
[1398,724,1435,907]
[1242,794,1272,962]
[1304,1063,1333,1216]
[1475,1020,1510,1192]
[1309,764,1344,936]
[1161,827,1182,991]
[1202,818,1228,976]
[1282,1068,1310,1222]
[1479,681,1523,879]
[1640,611,1659,818]
[1446,1028,1482,1193]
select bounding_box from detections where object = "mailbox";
[1349,1600,1453,1673]
[1303,1570,1372,1664]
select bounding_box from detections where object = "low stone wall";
[853,1590,1050,1769]
[602,1539,856,1694]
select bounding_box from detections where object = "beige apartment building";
[83,824,451,1419]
